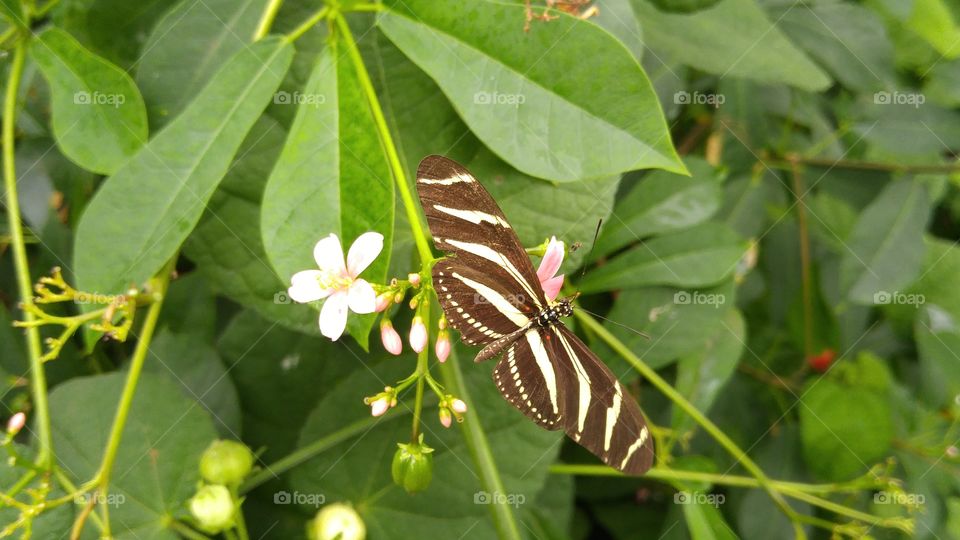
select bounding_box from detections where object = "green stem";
[572,310,801,524]
[334,13,433,264]
[252,0,284,40]
[239,413,407,494]
[93,258,175,529]
[285,6,329,43]
[3,38,53,469]
[439,349,523,540]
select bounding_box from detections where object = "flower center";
[317,272,352,291]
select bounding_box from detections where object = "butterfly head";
[536,295,576,327]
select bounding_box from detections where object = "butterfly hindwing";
[493,329,564,430]
[545,325,654,475]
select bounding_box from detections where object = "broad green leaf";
[158,272,217,339]
[905,0,960,60]
[799,354,894,481]
[594,158,722,258]
[682,500,738,540]
[137,0,268,128]
[592,0,645,61]
[289,346,560,539]
[74,38,293,296]
[775,2,896,93]
[853,99,960,160]
[379,0,685,181]
[924,60,960,107]
[183,116,319,334]
[894,237,960,322]
[0,0,24,28]
[30,27,148,175]
[648,0,720,13]
[144,328,242,437]
[580,223,746,293]
[716,172,784,239]
[602,280,735,370]
[914,305,960,409]
[631,0,831,91]
[261,44,394,349]
[672,309,745,435]
[840,178,930,305]
[49,373,217,538]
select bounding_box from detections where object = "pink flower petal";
[542,274,565,302]
[537,236,565,282]
[314,234,346,275]
[319,291,349,340]
[288,270,331,303]
[451,399,467,414]
[346,232,383,277]
[409,317,428,353]
[381,321,403,355]
[347,279,377,314]
[371,398,390,417]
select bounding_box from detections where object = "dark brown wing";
[417,156,545,347]
[492,329,565,430]
[545,325,654,475]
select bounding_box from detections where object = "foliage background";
[1,0,959,538]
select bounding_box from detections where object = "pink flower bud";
[439,408,452,428]
[409,316,428,353]
[370,397,390,417]
[375,293,392,312]
[435,331,451,363]
[6,412,25,435]
[451,399,467,414]
[380,320,403,355]
[408,273,421,287]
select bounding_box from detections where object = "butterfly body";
[416,155,654,475]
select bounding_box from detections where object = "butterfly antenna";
[577,218,603,283]
[576,306,651,340]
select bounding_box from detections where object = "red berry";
[807,348,836,373]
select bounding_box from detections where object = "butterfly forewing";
[417,155,545,346]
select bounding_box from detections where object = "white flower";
[288,232,383,340]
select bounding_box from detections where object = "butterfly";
[416,155,654,475]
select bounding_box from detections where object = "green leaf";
[580,223,746,293]
[0,0,24,28]
[896,237,960,321]
[602,280,735,369]
[144,328,242,437]
[136,0,267,128]
[682,500,738,540]
[775,2,896,93]
[853,100,960,160]
[183,115,319,334]
[840,178,930,305]
[905,0,960,60]
[594,158,722,258]
[923,60,960,107]
[74,37,293,296]
[672,309,745,435]
[49,373,218,538]
[0,448,74,535]
[289,348,561,539]
[716,172,784,239]
[631,0,831,91]
[799,354,894,481]
[914,305,960,409]
[260,44,394,349]
[379,0,685,181]
[30,27,149,175]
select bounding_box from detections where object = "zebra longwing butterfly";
[416,155,654,475]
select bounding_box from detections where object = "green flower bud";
[391,435,434,494]
[307,502,366,540]
[200,439,254,485]
[189,484,236,533]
